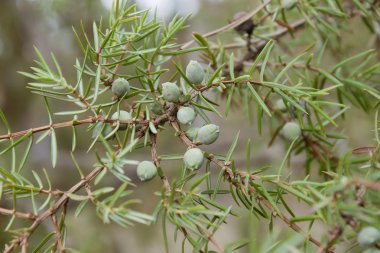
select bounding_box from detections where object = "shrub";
[1,1,380,252]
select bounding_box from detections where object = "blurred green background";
[0,0,377,252]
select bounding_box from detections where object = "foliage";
[1,0,380,252]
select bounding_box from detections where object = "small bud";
[136,161,157,182]
[162,82,180,103]
[186,127,199,141]
[275,99,287,112]
[281,0,297,10]
[111,110,132,130]
[357,227,380,248]
[177,107,196,125]
[149,101,164,115]
[281,122,301,141]
[111,78,130,98]
[92,122,114,140]
[100,74,109,81]
[183,148,204,170]
[179,93,190,104]
[197,124,220,145]
[186,60,205,84]
[233,12,255,35]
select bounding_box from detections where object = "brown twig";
[3,167,104,253]
[197,226,225,253]
[223,18,306,76]
[181,0,272,49]
[0,117,149,140]
[302,133,327,162]
[103,43,130,86]
[149,133,171,192]
[349,178,380,191]
[243,61,320,73]
[72,89,92,111]
[214,18,306,51]
[84,183,98,205]
[317,224,342,253]
[0,207,36,220]
[51,215,66,253]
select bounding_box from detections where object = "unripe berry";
[275,99,287,112]
[186,127,199,141]
[177,107,196,125]
[233,11,255,35]
[111,110,132,130]
[183,148,204,170]
[186,60,205,84]
[92,122,114,140]
[162,82,180,103]
[111,78,130,98]
[281,122,301,141]
[281,0,297,9]
[197,124,220,145]
[136,161,157,182]
[358,227,380,248]
[149,101,164,115]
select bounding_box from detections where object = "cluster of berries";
[99,61,220,182]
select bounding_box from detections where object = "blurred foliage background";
[0,0,377,252]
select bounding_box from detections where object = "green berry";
[149,101,164,115]
[281,0,297,9]
[92,122,114,140]
[186,127,199,141]
[162,82,180,103]
[186,60,205,84]
[183,148,204,170]
[136,161,157,182]
[111,110,132,130]
[111,78,130,98]
[275,99,287,112]
[177,107,196,125]
[197,124,220,145]
[281,122,301,141]
[358,227,380,248]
